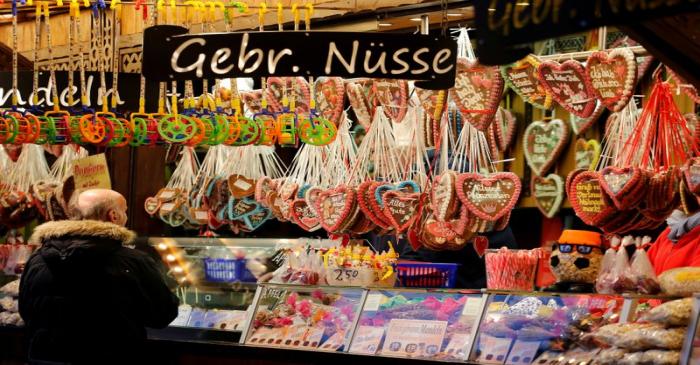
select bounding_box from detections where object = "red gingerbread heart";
[599,167,646,210]
[456,172,521,221]
[523,119,569,177]
[374,79,408,123]
[683,157,700,194]
[266,77,311,114]
[569,171,617,226]
[500,54,552,110]
[315,186,356,233]
[346,80,375,131]
[585,48,636,112]
[451,58,504,131]
[290,198,321,232]
[493,107,517,151]
[538,60,597,118]
[255,177,277,206]
[314,77,345,126]
[382,191,421,233]
[431,171,458,222]
[569,102,605,135]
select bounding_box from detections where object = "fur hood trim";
[29,220,136,245]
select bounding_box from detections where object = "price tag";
[462,296,483,316]
[381,319,448,359]
[234,179,252,191]
[476,335,513,365]
[363,293,385,312]
[332,268,360,282]
[506,340,541,365]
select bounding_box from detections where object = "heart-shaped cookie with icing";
[315,186,356,233]
[290,198,321,232]
[451,58,504,131]
[569,171,617,226]
[314,77,345,126]
[266,77,311,114]
[585,49,636,112]
[532,174,564,218]
[374,79,408,123]
[599,167,646,210]
[538,60,597,118]
[523,119,569,177]
[569,101,604,135]
[304,186,324,215]
[255,177,277,206]
[574,138,601,171]
[243,208,272,231]
[501,54,552,110]
[456,172,521,221]
[357,181,392,229]
[278,181,299,201]
[229,198,262,220]
[346,80,375,130]
[228,174,256,199]
[241,90,263,114]
[382,190,421,233]
[431,171,458,221]
[493,107,517,151]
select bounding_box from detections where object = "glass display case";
[348,289,485,361]
[241,283,366,352]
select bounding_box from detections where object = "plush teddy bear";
[546,230,603,293]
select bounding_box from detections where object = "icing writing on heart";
[382,191,421,233]
[501,54,552,109]
[374,79,408,123]
[451,58,504,131]
[426,220,457,243]
[431,171,458,221]
[304,186,323,216]
[314,77,345,126]
[456,172,521,221]
[569,171,615,226]
[316,186,355,233]
[279,181,299,201]
[585,49,636,112]
[228,174,256,199]
[230,198,261,219]
[538,60,597,118]
[266,77,311,114]
[241,90,263,114]
[346,81,375,130]
[523,119,569,177]
[255,177,277,206]
[290,198,321,232]
[243,209,272,230]
[575,138,601,171]
[532,174,564,218]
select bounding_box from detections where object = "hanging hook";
[292,3,300,29]
[277,2,283,30]
[304,2,313,28]
[258,2,267,28]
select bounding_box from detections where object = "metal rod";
[540,45,647,61]
[420,14,429,35]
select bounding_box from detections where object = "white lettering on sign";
[238,33,264,73]
[172,38,207,78]
[326,41,359,74]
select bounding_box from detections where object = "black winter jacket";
[19,220,179,364]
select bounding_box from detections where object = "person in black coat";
[19,189,179,365]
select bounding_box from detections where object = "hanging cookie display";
[374,79,409,123]
[574,138,601,171]
[346,80,376,131]
[501,54,552,110]
[585,48,637,112]
[532,174,565,218]
[523,119,570,177]
[314,77,345,126]
[451,58,504,132]
[538,60,597,118]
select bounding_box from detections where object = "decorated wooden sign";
[523,119,569,177]
[374,79,409,123]
[143,26,458,90]
[569,101,604,135]
[585,49,636,112]
[532,174,564,218]
[538,60,597,118]
[574,138,601,171]
[451,58,504,131]
[501,54,552,109]
[455,172,521,221]
[314,77,345,125]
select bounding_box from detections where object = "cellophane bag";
[630,236,660,294]
[611,236,636,293]
[596,237,619,294]
[639,298,693,327]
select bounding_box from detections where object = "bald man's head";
[68,189,128,226]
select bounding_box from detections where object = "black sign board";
[474,0,700,65]
[141,25,458,90]
[0,71,210,113]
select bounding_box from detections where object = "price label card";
[234,179,252,190]
[506,340,541,365]
[170,305,193,327]
[363,293,385,312]
[331,268,360,282]
[476,335,513,365]
[349,326,385,355]
[381,319,448,359]
[462,296,484,316]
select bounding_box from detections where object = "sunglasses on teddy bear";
[554,244,601,254]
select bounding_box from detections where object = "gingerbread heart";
[523,119,569,177]
[538,60,597,118]
[569,101,605,135]
[229,198,262,220]
[426,220,458,244]
[667,66,700,104]
[574,138,601,171]
[683,157,700,194]
[374,79,408,123]
[228,174,256,199]
[267,191,285,221]
[290,198,321,232]
[255,177,277,206]
[494,107,517,151]
[501,54,552,110]
[415,88,448,123]
[278,181,299,201]
[346,80,375,130]
[456,172,521,221]
[266,77,311,114]
[685,113,699,136]
[241,90,263,114]
[569,171,617,226]
[431,171,458,221]
[532,174,564,218]
[304,186,324,215]
[314,77,345,126]
[144,197,161,216]
[680,176,700,215]
[585,48,637,112]
[451,58,504,131]
[382,190,421,233]
[599,167,645,210]
[243,208,272,230]
[357,181,392,229]
[316,186,356,233]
